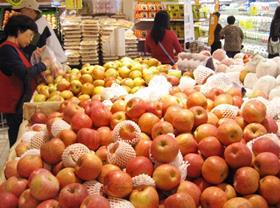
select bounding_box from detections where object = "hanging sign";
[65,0,83,10]
[4,0,24,6]
[208,13,218,46]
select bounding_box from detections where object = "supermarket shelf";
[138,37,184,41]
[0,2,61,7]
[135,18,184,22]
[193,18,208,22]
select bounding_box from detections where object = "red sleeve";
[171,31,183,54]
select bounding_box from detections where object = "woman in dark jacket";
[211,12,223,54]
[0,15,50,146]
[268,6,280,58]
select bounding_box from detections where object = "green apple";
[33,94,47,102]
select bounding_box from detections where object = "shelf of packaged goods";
[0,2,61,7]
[191,0,232,4]
[135,18,184,22]
[193,18,208,22]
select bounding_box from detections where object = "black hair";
[213,12,220,18]
[269,6,280,40]
[151,10,170,44]
[273,6,280,21]
[4,15,37,38]
[227,16,235,25]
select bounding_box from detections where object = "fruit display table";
[1,51,280,208]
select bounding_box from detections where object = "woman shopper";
[220,16,244,58]
[210,12,223,54]
[13,0,66,63]
[268,6,280,58]
[145,10,183,65]
[0,15,50,147]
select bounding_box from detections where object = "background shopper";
[211,12,223,54]
[0,15,50,146]
[268,6,280,58]
[13,0,66,63]
[145,11,183,65]
[220,16,244,58]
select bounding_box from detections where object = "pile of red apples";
[1,84,280,208]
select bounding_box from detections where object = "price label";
[249,6,258,16]
[65,0,82,10]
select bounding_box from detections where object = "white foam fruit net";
[112,120,141,146]
[252,75,277,97]
[246,133,280,153]
[51,119,71,137]
[22,131,38,144]
[83,180,103,196]
[178,77,196,92]
[30,124,48,132]
[212,104,239,119]
[20,148,40,158]
[269,86,280,100]
[30,131,49,149]
[132,174,156,188]
[193,65,214,85]
[200,73,233,94]
[108,198,135,208]
[267,97,280,119]
[62,143,90,167]
[169,151,189,180]
[107,141,136,168]
[243,73,258,89]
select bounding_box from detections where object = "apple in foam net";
[224,142,253,169]
[150,134,179,163]
[152,164,181,191]
[77,128,100,151]
[58,183,89,208]
[129,186,159,208]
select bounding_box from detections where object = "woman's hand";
[34,46,46,60]
[42,58,51,68]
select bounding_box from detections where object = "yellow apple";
[129,70,142,79]
[92,66,105,80]
[48,94,64,102]
[80,73,93,84]
[133,77,145,87]
[54,75,63,84]
[71,68,80,74]
[105,68,119,78]
[81,83,95,95]
[104,61,116,69]
[60,90,74,100]
[93,80,105,87]
[78,94,90,101]
[168,69,182,79]
[240,69,249,83]
[49,91,60,98]
[130,86,143,94]
[121,85,131,93]
[121,78,134,88]
[45,75,54,84]
[33,94,46,102]
[37,85,49,98]
[118,66,130,78]
[93,86,105,95]
[81,65,94,74]
[48,84,57,93]
[71,80,82,95]
[57,78,70,91]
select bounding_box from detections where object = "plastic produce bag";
[101,83,128,100]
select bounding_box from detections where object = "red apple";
[75,152,103,181]
[63,103,83,124]
[214,94,233,106]
[252,136,280,156]
[234,167,260,195]
[194,124,218,143]
[30,111,47,125]
[245,194,269,208]
[1,176,28,197]
[151,121,174,139]
[58,129,77,147]
[135,139,152,157]
[37,199,59,208]
[164,105,182,124]
[103,170,133,198]
[175,133,198,156]
[129,186,159,208]
[243,123,267,142]
[56,167,81,188]
[233,95,243,107]
[111,99,127,113]
[80,195,110,208]
[0,192,18,208]
[40,137,65,165]
[242,100,266,123]
[126,156,153,177]
[71,112,92,132]
[171,109,194,133]
[223,197,253,208]
[193,177,210,192]
[164,192,196,208]
[254,152,280,176]
[259,175,280,206]
[151,134,179,163]
[126,98,147,119]
[4,160,19,179]
[153,164,181,191]
[184,153,204,178]
[97,127,113,146]
[206,88,224,101]
[18,189,39,208]
[177,180,201,206]
[160,95,181,113]
[190,106,208,127]
[29,170,60,201]
[201,156,229,184]
[187,91,208,109]
[77,128,100,151]
[146,101,163,118]
[58,183,89,208]
[52,161,64,176]
[217,119,243,145]
[95,146,108,164]
[15,142,29,157]
[98,164,121,184]
[17,155,43,178]
[262,117,278,133]
[198,136,223,158]
[200,186,227,208]
[138,112,160,135]
[217,183,237,200]
[224,142,252,169]
[207,112,219,126]
[110,111,126,129]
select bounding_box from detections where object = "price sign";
[65,0,82,10]
[249,6,258,16]
[4,0,24,6]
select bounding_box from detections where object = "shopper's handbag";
[268,38,280,55]
[158,42,175,65]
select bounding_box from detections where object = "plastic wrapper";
[178,77,196,92]
[200,73,234,94]
[269,86,280,100]
[101,83,128,101]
